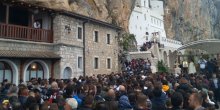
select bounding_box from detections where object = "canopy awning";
[177,39,220,54]
[0,50,61,59]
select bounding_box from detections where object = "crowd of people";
[0,59,220,110]
[124,59,152,74]
[140,42,152,51]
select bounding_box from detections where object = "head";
[212,74,216,78]
[171,92,183,108]
[107,89,116,100]
[64,84,75,98]
[51,81,58,90]
[119,85,126,93]
[83,95,94,108]
[188,93,203,109]
[136,94,148,109]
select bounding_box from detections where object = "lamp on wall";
[31,63,37,69]
[65,24,71,34]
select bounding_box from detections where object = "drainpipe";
[83,20,88,77]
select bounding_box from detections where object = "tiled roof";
[0,50,61,59]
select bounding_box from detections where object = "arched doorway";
[0,59,18,85]
[163,51,168,65]
[63,67,72,79]
[23,60,49,82]
[25,62,44,81]
[169,50,172,67]
[0,61,13,83]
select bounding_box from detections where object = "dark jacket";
[119,95,132,110]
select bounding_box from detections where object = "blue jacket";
[119,95,132,110]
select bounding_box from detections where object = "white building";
[129,0,183,69]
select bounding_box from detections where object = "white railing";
[161,37,182,45]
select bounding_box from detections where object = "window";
[144,1,146,7]
[77,27,82,39]
[0,5,6,23]
[26,62,44,81]
[0,61,13,83]
[78,56,83,69]
[94,31,99,42]
[94,57,99,69]
[107,34,111,44]
[107,58,111,69]
[144,14,146,21]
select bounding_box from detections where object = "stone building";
[0,1,120,85]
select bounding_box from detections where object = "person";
[188,93,205,110]
[198,57,207,74]
[171,92,184,110]
[209,74,220,103]
[151,82,167,110]
[188,60,196,74]
[33,21,41,29]
[174,65,181,77]
[64,84,78,110]
[135,94,148,110]
[95,89,118,110]
[118,85,133,110]
[78,95,94,110]
[182,60,188,74]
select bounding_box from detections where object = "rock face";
[164,0,220,43]
[17,0,136,32]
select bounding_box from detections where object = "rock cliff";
[164,0,220,43]
[17,0,136,32]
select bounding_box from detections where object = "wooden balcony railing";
[0,23,53,43]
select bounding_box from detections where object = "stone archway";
[63,67,72,79]
[168,50,172,67]
[169,50,178,69]
[163,51,168,65]
[0,59,18,85]
[23,60,49,82]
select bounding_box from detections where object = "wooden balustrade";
[0,23,53,43]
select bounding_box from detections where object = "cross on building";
[165,7,170,14]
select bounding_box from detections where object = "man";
[171,92,184,110]
[118,85,133,110]
[188,93,205,110]
[182,60,188,74]
[210,74,220,103]
[198,58,207,74]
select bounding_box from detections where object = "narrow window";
[107,34,111,44]
[94,31,98,42]
[94,57,99,69]
[78,56,83,69]
[78,27,82,39]
[107,58,111,69]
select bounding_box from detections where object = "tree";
[157,60,168,73]
[118,33,137,51]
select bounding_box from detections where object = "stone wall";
[53,15,84,78]
[84,22,119,76]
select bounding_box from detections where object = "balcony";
[0,23,53,43]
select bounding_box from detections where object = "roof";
[177,39,220,54]
[59,10,122,30]
[0,0,122,30]
[0,50,61,59]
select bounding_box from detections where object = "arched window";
[0,61,13,83]
[63,67,72,79]
[26,62,44,81]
